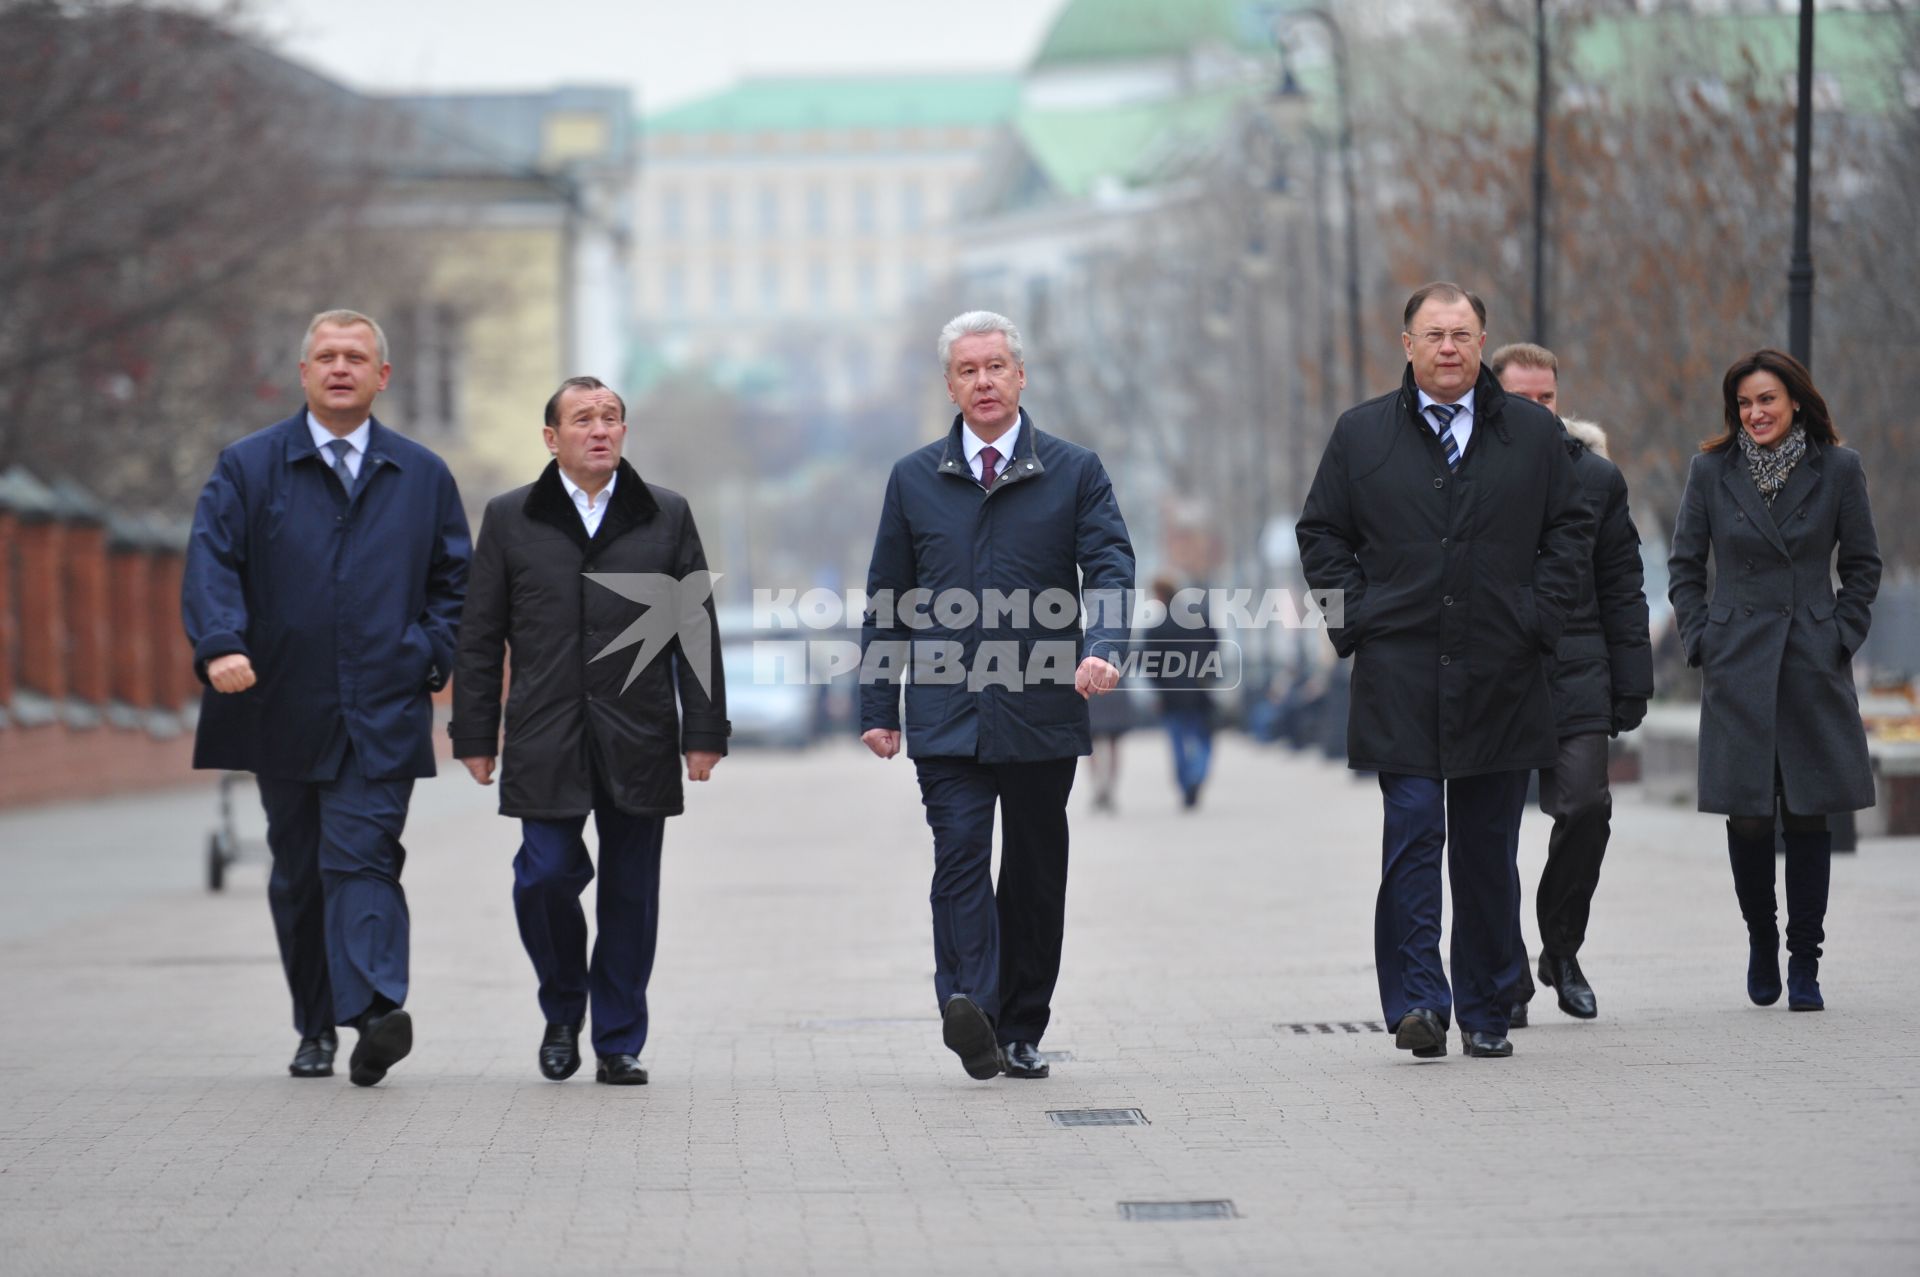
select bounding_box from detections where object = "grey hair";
[302,309,389,365]
[938,310,1023,370]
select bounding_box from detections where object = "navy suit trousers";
[1375,769,1530,1035]
[256,742,414,1034]
[515,795,665,1056]
[914,756,1077,1044]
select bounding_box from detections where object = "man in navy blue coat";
[183,309,470,1086]
[859,311,1136,1082]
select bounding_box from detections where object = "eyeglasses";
[1407,330,1479,348]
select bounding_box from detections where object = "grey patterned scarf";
[1738,422,1808,507]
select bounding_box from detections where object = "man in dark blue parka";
[183,309,470,1086]
[859,311,1135,1082]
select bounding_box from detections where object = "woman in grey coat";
[1669,349,1880,1012]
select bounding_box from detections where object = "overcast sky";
[220,0,1063,112]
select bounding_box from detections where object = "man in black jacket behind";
[1491,343,1653,1025]
[452,376,729,1086]
[1297,283,1591,1061]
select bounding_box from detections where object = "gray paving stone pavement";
[2,735,1917,1275]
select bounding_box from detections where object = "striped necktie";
[1426,403,1462,470]
[325,438,357,496]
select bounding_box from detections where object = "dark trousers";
[256,742,414,1035]
[914,755,1077,1044]
[1163,706,1214,796]
[1511,732,1612,1001]
[1376,769,1530,1035]
[515,794,665,1057]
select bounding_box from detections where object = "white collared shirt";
[308,413,371,480]
[559,467,617,538]
[962,416,1021,485]
[1416,387,1476,458]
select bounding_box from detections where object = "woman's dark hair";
[1703,348,1841,453]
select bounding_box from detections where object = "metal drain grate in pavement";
[1119,1200,1237,1222]
[1048,1108,1148,1128]
[1280,1021,1388,1035]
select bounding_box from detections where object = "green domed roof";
[1031,0,1278,68]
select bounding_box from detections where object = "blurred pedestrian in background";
[1142,574,1222,810]
[452,376,729,1086]
[1491,343,1652,1026]
[183,309,470,1086]
[1669,349,1880,1012]
[859,311,1135,1082]
[1298,283,1590,1061]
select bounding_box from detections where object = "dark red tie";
[979,444,1001,491]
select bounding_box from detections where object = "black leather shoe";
[1508,1001,1530,1029]
[1393,1008,1447,1059]
[941,994,1001,1080]
[595,1053,649,1085]
[1787,956,1823,1011]
[1537,953,1598,1020]
[540,1021,582,1081]
[290,1029,337,1078]
[348,1007,413,1087]
[1001,1041,1049,1078]
[1463,1030,1513,1058]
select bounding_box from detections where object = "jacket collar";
[1398,364,1511,444]
[280,411,404,498]
[524,457,659,553]
[935,408,1046,489]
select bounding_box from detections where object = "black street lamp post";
[1788,0,1816,367]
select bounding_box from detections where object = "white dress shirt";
[559,467,617,538]
[307,413,370,480]
[1416,387,1476,458]
[962,417,1021,485]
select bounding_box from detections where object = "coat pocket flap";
[1808,598,1837,621]
[1708,603,1734,624]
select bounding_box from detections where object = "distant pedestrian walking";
[1668,349,1880,1013]
[182,309,470,1086]
[1142,575,1222,809]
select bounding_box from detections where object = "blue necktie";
[326,438,356,496]
[1426,403,1462,470]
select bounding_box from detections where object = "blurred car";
[720,641,817,749]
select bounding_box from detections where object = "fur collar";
[523,457,659,553]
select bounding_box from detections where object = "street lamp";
[1267,5,1365,405]
[1532,0,1550,346]
[1788,0,1815,367]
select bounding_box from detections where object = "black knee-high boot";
[1782,830,1831,1011]
[1727,822,1781,1006]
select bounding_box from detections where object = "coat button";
[1743,606,1753,617]
[1780,606,1790,617]
[1799,509,1808,518]
[1745,559,1753,570]
[1736,512,1745,521]
[1443,595,1454,606]
[1433,477,1445,489]
[1441,537,1451,547]
[1440,655,1451,666]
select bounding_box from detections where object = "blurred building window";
[710,187,732,238]
[809,259,831,311]
[758,185,780,236]
[660,188,684,240]
[901,179,924,231]
[853,182,876,234]
[760,261,781,314]
[399,303,462,435]
[664,263,686,318]
[806,183,829,236]
[856,259,878,309]
[711,261,733,314]
[905,261,928,298]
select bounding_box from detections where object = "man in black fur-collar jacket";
[451,376,730,1087]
